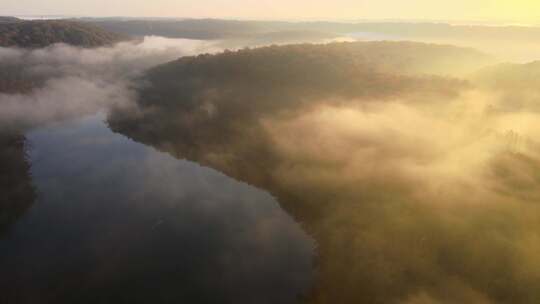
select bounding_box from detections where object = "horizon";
[3,0,540,26]
[7,14,540,28]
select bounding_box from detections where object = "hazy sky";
[3,0,540,24]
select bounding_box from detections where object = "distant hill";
[117,41,490,136]
[83,18,540,61]
[0,19,130,94]
[84,18,263,40]
[84,18,540,42]
[136,41,490,107]
[116,41,486,145]
[472,61,540,111]
[474,61,540,88]
[0,16,20,23]
[83,18,341,47]
[110,41,492,175]
[0,19,128,48]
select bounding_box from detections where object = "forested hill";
[127,41,491,138]
[138,41,491,108]
[82,18,540,61]
[0,19,130,94]
[147,41,491,83]
[0,19,128,48]
[85,18,540,42]
[0,16,20,23]
[111,41,494,171]
[109,40,540,304]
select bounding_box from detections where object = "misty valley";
[2,17,540,304]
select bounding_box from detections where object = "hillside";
[84,18,341,47]
[85,18,540,42]
[141,40,489,92]
[0,19,128,48]
[470,60,540,112]
[111,41,494,170]
[116,41,487,157]
[132,41,488,114]
[0,19,131,95]
[82,18,540,61]
[474,60,540,88]
[0,133,35,238]
[108,40,540,303]
[85,18,264,39]
[110,41,528,303]
[0,16,20,23]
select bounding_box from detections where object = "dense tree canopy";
[109,41,540,304]
[0,133,35,239]
[0,20,128,48]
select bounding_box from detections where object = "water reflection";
[0,115,315,304]
[0,133,35,238]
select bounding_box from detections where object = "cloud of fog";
[265,89,538,186]
[0,36,222,130]
[111,71,540,302]
[0,77,133,129]
[95,40,540,302]
[256,87,540,303]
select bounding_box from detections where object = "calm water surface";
[0,114,315,304]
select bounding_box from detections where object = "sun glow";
[3,0,540,24]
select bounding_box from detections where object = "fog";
[259,88,540,303]
[107,42,540,303]
[2,33,540,302]
[0,36,221,130]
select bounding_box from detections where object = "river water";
[0,114,315,304]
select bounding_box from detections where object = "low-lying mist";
[2,34,540,303]
[108,42,540,303]
[0,36,221,130]
[262,92,540,304]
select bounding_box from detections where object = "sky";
[3,0,540,24]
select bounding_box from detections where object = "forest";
[109,41,540,303]
[0,19,128,48]
[85,18,540,42]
